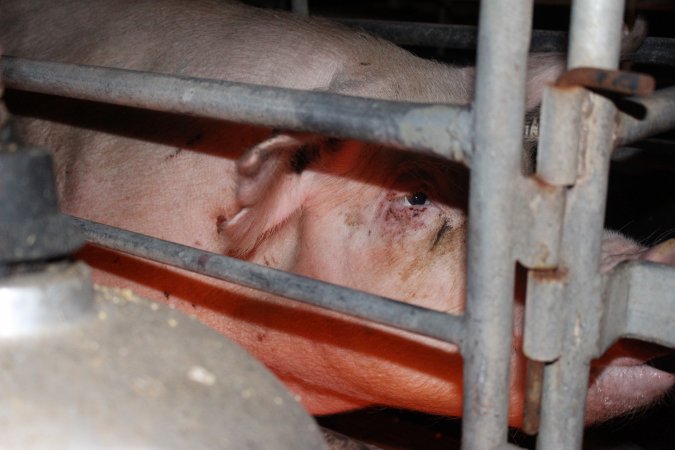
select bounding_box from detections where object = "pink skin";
[73,140,672,428]
[587,343,674,424]
[2,0,670,430]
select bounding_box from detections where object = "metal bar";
[340,20,484,51]
[0,57,473,164]
[555,68,654,97]
[615,86,675,146]
[537,0,626,448]
[536,85,586,186]
[602,261,675,349]
[461,0,533,448]
[71,217,465,346]
[633,36,675,66]
[522,360,545,435]
[623,263,675,348]
[291,0,309,16]
[339,19,561,53]
[340,19,675,65]
[567,1,625,69]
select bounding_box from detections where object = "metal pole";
[0,57,473,164]
[461,0,533,448]
[338,19,675,65]
[72,217,465,346]
[291,0,309,16]
[537,0,626,448]
[615,86,675,146]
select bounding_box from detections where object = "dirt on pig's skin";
[1,0,672,431]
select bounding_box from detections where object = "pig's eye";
[404,192,430,206]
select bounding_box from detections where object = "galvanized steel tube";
[461,1,533,448]
[341,20,675,65]
[615,86,675,147]
[567,0,625,69]
[537,0,626,448]
[0,57,473,164]
[72,217,465,346]
[537,96,618,449]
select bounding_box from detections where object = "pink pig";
[1,0,672,430]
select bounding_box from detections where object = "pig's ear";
[621,16,647,56]
[224,133,322,256]
[524,53,566,111]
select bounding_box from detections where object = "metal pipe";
[71,217,465,346]
[340,19,675,65]
[291,0,309,16]
[615,86,675,146]
[0,57,473,164]
[341,20,566,54]
[340,20,484,51]
[602,260,675,350]
[634,37,675,66]
[567,0,625,69]
[461,1,533,448]
[537,0,626,448]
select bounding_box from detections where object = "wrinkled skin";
[1,0,672,429]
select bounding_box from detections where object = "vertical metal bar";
[461,1,533,448]
[537,0,625,448]
[567,0,625,69]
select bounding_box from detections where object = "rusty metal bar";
[555,67,654,96]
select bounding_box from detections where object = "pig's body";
[1,0,672,430]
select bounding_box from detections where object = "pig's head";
[218,133,673,428]
[223,134,468,315]
[214,134,470,417]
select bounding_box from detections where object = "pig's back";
[1,0,335,88]
[0,0,470,246]
[0,0,471,102]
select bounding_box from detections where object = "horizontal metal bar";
[71,217,465,346]
[623,262,675,348]
[615,86,675,146]
[340,20,486,51]
[635,37,675,66]
[340,19,675,65]
[601,260,675,350]
[342,19,566,53]
[0,56,472,164]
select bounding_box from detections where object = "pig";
[1,0,672,432]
